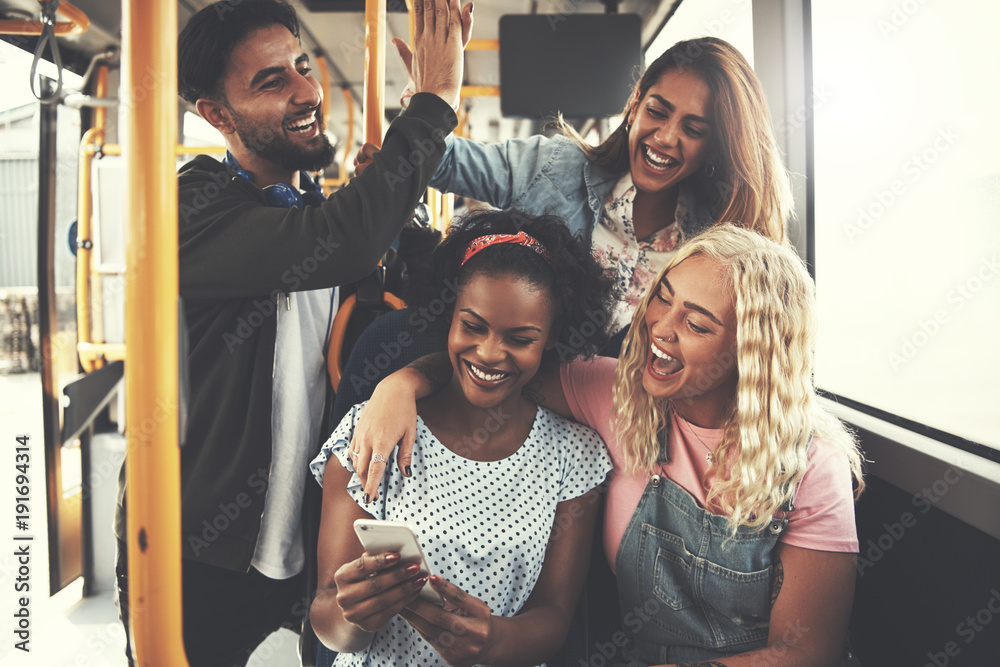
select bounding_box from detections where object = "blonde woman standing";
[349,226,865,665]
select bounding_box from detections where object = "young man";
[113,1,469,665]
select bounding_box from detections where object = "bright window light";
[812,1,1000,449]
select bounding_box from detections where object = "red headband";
[460,231,551,267]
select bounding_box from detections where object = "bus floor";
[0,373,303,667]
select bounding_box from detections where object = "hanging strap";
[30,0,64,104]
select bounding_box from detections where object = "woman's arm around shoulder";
[352,353,579,498]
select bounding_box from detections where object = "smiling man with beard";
[112,1,470,666]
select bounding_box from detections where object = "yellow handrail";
[76,63,109,373]
[466,38,498,51]
[461,85,499,98]
[325,87,356,190]
[0,0,89,36]
[364,0,385,147]
[75,140,221,372]
[123,0,185,664]
[77,128,102,373]
[316,54,332,133]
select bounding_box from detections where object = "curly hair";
[178,0,299,104]
[405,209,615,369]
[557,36,792,244]
[612,224,864,533]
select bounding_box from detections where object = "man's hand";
[353,142,378,177]
[404,0,473,106]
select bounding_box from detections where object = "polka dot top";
[310,402,613,667]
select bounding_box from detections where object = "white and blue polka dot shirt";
[311,402,612,667]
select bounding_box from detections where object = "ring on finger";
[372,453,387,464]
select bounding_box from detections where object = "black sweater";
[117,93,456,571]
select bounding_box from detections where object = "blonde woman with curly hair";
[350,225,864,666]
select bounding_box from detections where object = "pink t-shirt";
[560,357,859,573]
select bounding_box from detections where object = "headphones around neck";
[224,151,327,209]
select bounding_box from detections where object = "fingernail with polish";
[363,493,370,504]
[404,465,412,477]
[429,574,441,584]
[385,552,400,562]
[404,563,420,574]
[414,576,428,586]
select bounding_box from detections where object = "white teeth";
[469,363,508,382]
[650,344,675,361]
[285,114,315,131]
[643,146,676,170]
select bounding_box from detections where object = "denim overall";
[615,470,791,665]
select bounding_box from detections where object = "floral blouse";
[591,173,684,334]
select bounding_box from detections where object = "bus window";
[811,1,1000,453]
[644,0,754,67]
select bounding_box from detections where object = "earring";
[704,162,716,178]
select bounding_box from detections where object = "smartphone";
[353,519,444,605]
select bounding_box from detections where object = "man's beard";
[229,105,336,174]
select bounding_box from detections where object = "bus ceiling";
[0,0,675,136]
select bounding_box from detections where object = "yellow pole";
[123,0,185,664]
[461,85,500,98]
[76,133,99,373]
[466,39,498,51]
[364,0,386,147]
[75,66,110,373]
[316,55,332,132]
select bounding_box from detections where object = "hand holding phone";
[354,519,444,605]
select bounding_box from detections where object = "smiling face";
[642,254,738,428]
[448,273,557,411]
[219,24,334,180]
[627,68,715,196]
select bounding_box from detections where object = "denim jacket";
[430,134,715,245]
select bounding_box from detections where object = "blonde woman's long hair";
[612,225,864,532]
[558,37,792,244]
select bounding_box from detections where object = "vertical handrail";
[75,65,109,373]
[316,54,332,133]
[123,0,185,664]
[76,130,100,372]
[340,87,355,183]
[364,0,385,147]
